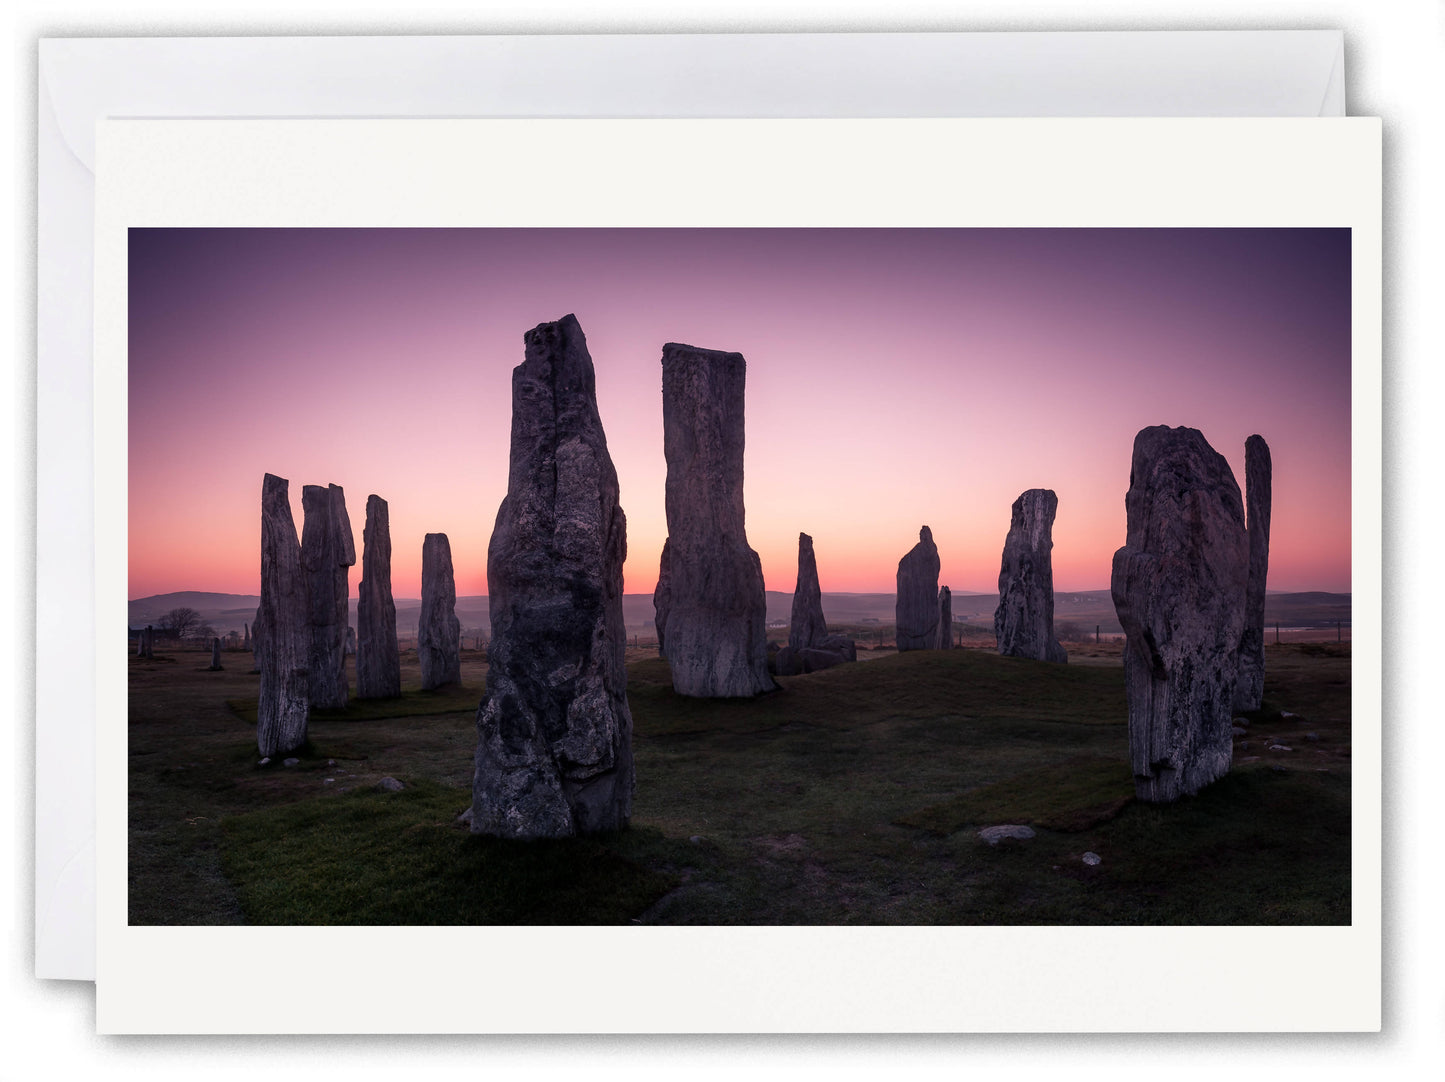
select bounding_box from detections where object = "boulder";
[418,532,462,689]
[301,483,355,708]
[994,488,1067,663]
[256,473,310,758]
[654,341,773,697]
[1233,435,1273,711]
[471,314,634,839]
[357,494,401,699]
[1111,426,1249,802]
[895,526,940,651]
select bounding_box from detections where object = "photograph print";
[127,225,1352,927]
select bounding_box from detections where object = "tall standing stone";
[788,532,827,652]
[418,532,461,690]
[242,622,251,651]
[472,314,633,838]
[344,625,356,656]
[1111,426,1249,803]
[895,526,941,651]
[301,483,355,709]
[994,489,1068,664]
[357,494,401,699]
[653,341,773,697]
[257,473,310,758]
[936,586,954,650]
[774,532,856,676]
[1233,435,1273,712]
[209,637,223,671]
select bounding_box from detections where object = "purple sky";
[129,227,1351,599]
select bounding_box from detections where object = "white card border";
[93,117,1382,1034]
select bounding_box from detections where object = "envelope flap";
[41,30,1347,174]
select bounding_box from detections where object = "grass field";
[128,639,1350,925]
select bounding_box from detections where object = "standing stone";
[652,541,673,657]
[895,526,941,651]
[250,606,263,673]
[208,637,223,671]
[472,314,633,838]
[257,473,310,758]
[357,494,401,699]
[654,341,773,698]
[789,533,827,652]
[1111,426,1249,803]
[936,586,954,650]
[418,532,461,690]
[242,622,251,651]
[301,483,355,709]
[344,625,356,656]
[774,532,856,676]
[1233,435,1273,712]
[994,489,1068,664]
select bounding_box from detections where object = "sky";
[128,227,1352,600]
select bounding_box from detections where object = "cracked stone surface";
[471,314,634,839]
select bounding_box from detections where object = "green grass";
[129,641,1351,926]
[220,781,677,924]
[896,755,1135,834]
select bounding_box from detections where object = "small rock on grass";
[1231,726,1248,737]
[282,758,299,767]
[1268,744,1293,752]
[455,807,474,826]
[1082,852,1102,866]
[377,777,404,792]
[258,757,271,766]
[978,825,1035,845]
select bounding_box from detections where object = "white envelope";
[35,29,1347,982]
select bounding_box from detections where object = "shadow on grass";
[226,684,483,726]
[219,782,679,924]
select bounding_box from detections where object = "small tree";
[1057,620,1086,643]
[161,606,202,641]
[190,623,218,649]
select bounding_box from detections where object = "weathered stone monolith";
[1233,435,1273,712]
[471,314,633,839]
[357,494,401,699]
[994,489,1067,664]
[208,637,223,671]
[344,625,356,656]
[419,532,461,690]
[301,483,355,709]
[1111,426,1249,803]
[936,586,954,650]
[654,341,773,697]
[895,526,941,651]
[774,532,856,676]
[257,473,310,758]
[242,622,251,651]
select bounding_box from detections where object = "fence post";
[1095,624,1100,643]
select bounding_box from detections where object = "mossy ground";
[128,641,1351,925]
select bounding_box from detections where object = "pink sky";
[129,228,1351,600]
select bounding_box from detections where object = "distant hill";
[129,588,1352,639]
